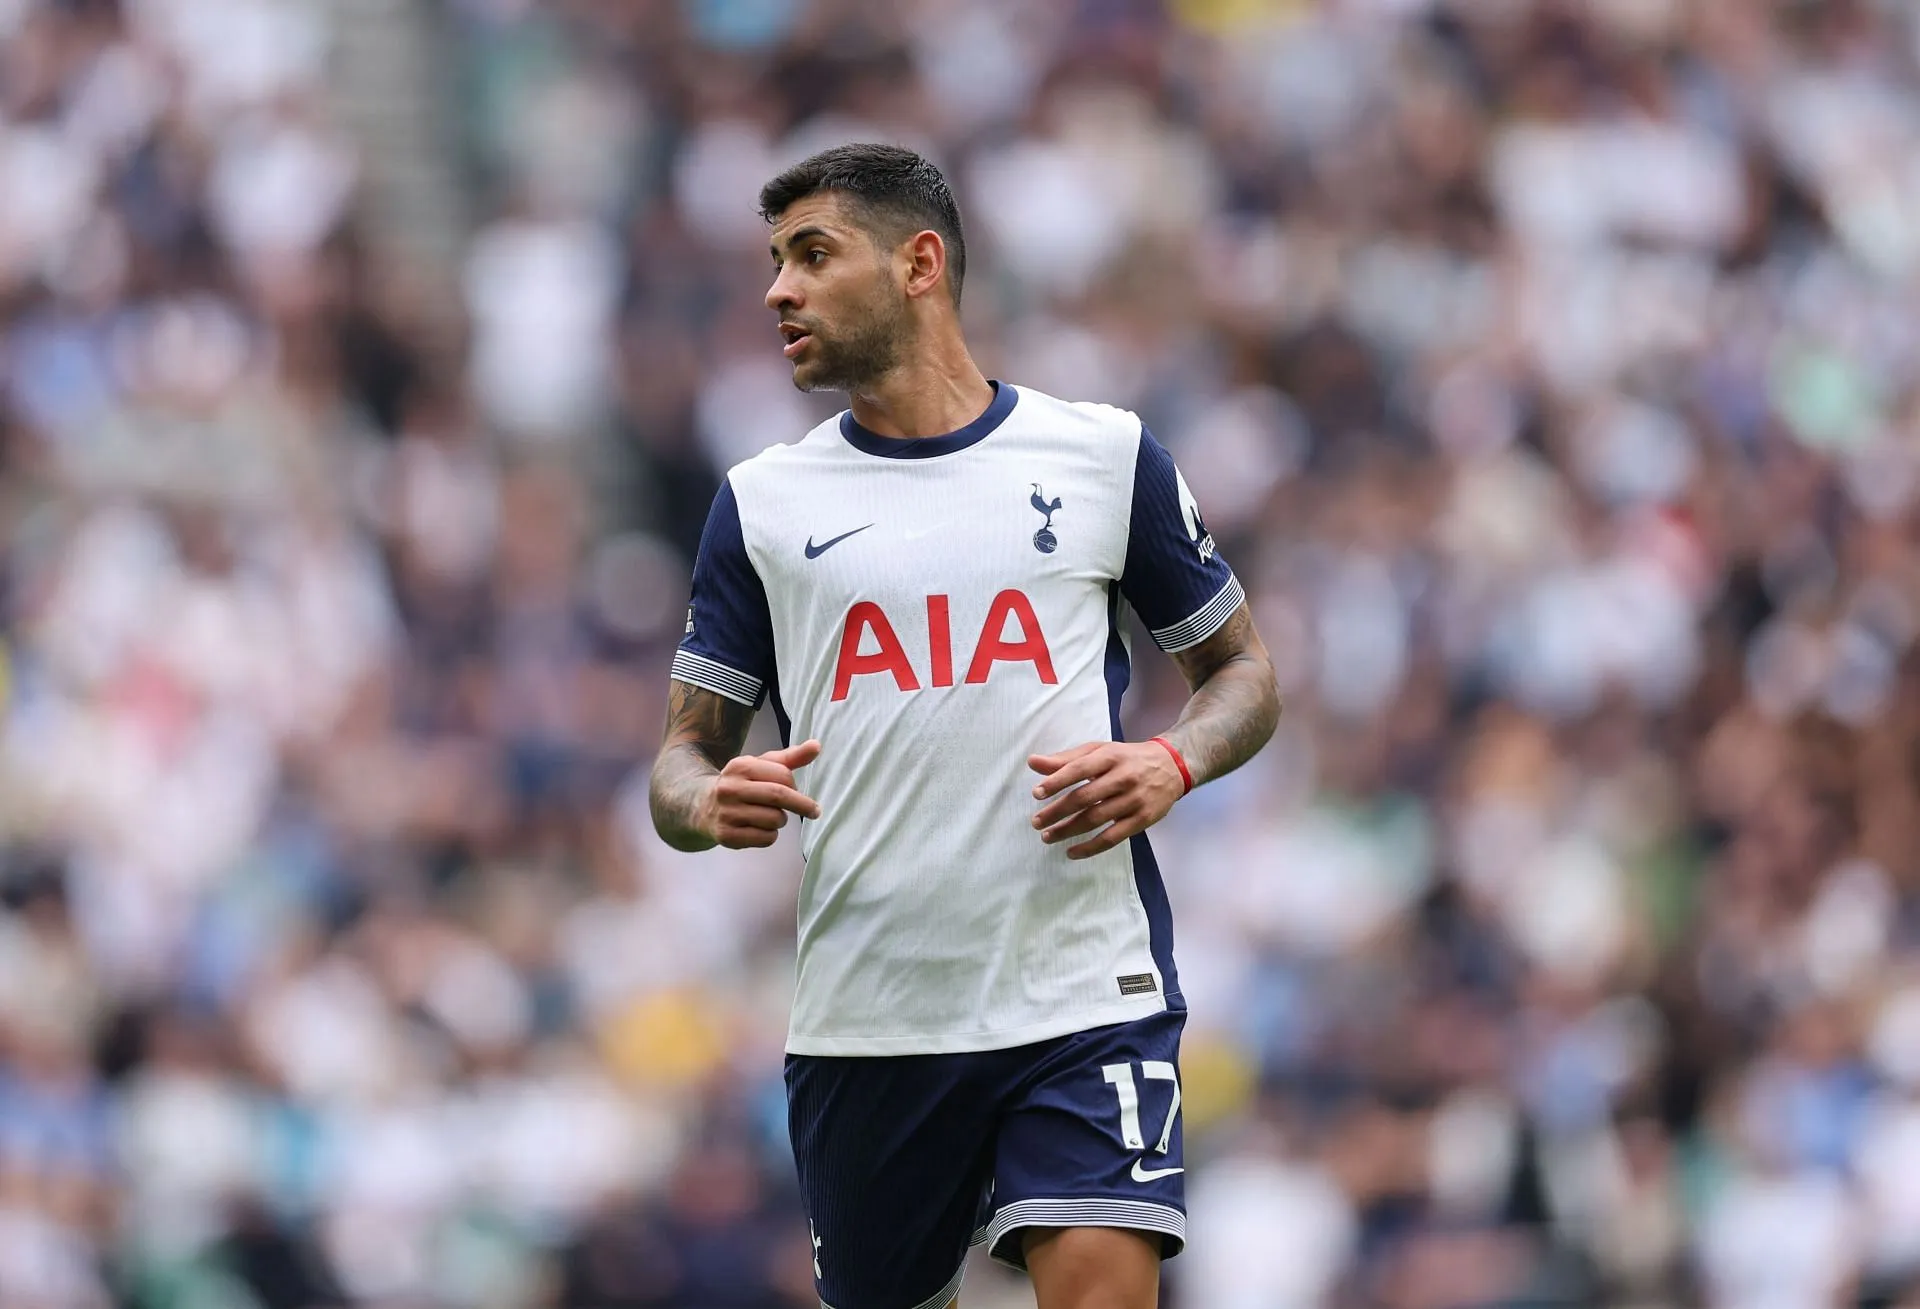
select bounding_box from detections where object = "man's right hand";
[697,739,823,848]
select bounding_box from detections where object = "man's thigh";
[786,1051,999,1309]
[979,1008,1188,1272]
[1024,1227,1163,1309]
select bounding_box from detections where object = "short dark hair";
[759,143,967,305]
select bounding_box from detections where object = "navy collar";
[839,381,1017,459]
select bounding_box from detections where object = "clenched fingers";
[721,794,794,825]
[1065,814,1147,860]
[1028,748,1117,801]
[1028,742,1102,778]
[720,753,821,817]
[763,738,822,770]
[706,739,823,847]
[724,754,799,786]
[714,821,779,848]
[715,776,821,818]
[1033,772,1128,832]
[1042,795,1141,845]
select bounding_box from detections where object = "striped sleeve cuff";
[669,649,764,707]
[1149,573,1245,653]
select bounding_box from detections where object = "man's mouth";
[780,323,814,359]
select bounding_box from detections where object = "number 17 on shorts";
[1103,1060,1184,1181]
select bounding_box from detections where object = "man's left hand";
[1028,741,1187,860]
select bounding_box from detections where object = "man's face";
[765,193,909,394]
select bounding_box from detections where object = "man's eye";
[807,249,827,265]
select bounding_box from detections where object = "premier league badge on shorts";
[1029,484,1063,554]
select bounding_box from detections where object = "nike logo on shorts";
[804,524,874,558]
[1131,1161,1184,1183]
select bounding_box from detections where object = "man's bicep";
[663,678,757,764]
[1166,600,1267,691]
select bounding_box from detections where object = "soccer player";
[649,143,1280,1309]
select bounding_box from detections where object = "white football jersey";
[670,382,1242,1055]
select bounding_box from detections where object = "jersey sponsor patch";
[1116,974,1158,997]
[1173,466,1216,563]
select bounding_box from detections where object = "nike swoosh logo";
[804,524,874,559]
[1131,1161,1185,1183]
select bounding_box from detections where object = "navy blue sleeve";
[670,478,775,706]
[1121,425,1244,652]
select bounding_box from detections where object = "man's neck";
[845,346,993,439]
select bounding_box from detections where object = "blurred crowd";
[1,0,1919,1305]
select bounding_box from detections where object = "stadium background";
[0,0,1918,1305]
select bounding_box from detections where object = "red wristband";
[1150,737,1192,795]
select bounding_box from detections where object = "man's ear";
[901,229,947,301]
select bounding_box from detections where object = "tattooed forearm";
[649,680,757,851]
[1160,603,1281,789]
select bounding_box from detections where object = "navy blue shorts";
[784,1009,1186,1309]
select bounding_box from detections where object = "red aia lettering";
[965,589,1058,686]
[926,594,954,688]
[831,592,1056,699]
[832,601,920,701]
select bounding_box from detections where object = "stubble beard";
[791,290,912,395]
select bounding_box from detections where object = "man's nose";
[766,267,801,313]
